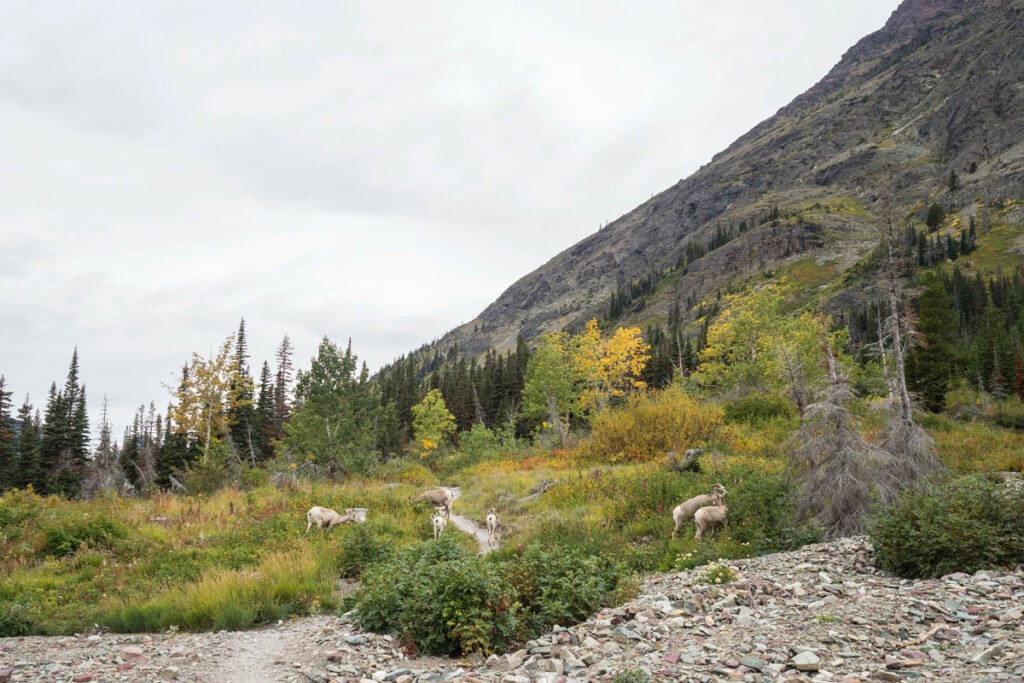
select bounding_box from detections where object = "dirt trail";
[444,487,495,553]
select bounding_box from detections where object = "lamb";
[305,506,353,533]
[410,488,455,516]
[671,483,727,539]
[431,511,448,540]
[694,501,728,540]
[486,508,499,546]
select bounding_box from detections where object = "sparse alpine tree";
[790,334,897,539]
[84,396,133,498]
[38,350,91,497]
[877,187,941,484]
[522,332,577,448]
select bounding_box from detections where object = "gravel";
[2,538,1022,682]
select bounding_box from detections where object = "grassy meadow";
[3,386,1021,641]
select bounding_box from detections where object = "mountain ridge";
[413,0,1024,362]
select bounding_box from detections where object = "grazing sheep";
[431,511,448,540]
[305,506,353,533]
[671,484,727,539]
[486,508,499,546]
[694,501,728,540]
[684,445,703,460]
[410,488,455,516]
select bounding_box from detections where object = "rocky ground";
[2,538,1022,682]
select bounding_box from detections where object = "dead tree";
[877,193,942,484]
[790,335,898,539]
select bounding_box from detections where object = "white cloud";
[0,0,900,437]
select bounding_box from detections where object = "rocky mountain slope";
[3,538,1022,681]
[430,0,1024,357]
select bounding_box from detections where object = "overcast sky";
[0,0,900,439]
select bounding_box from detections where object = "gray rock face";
[408,0,1024,362]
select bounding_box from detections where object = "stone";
[792,651,821,671]
[72,676,94,683]
[971,643,1005,662]
[119,645,145,661]
[0,666,11,683]
[740,655,766,671]
[346,635,369,646]
[161,666,180,680]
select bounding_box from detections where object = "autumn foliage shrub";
[578,387,723,462]
[722,393,795,424]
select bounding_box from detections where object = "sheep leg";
[305,518,313,534]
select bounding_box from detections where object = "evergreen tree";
[37,351,91,497]
[228,318,259,462]
[157,409,198,489]
[925,203,945,232]
[271,334,294,441]
[1014,349,1024,403]
[13,397,40,489]
[0,375,13,490]
[907,274,959,411]
[280,338,380,478]
[255,361,275,459]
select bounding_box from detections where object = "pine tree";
[37,351,91,497]
[255,361,275,459]
[907,274,958,412]
[13,397,40,489]
[228,318,259,462]
[1014,349,1024,403]
[0,375,13,490]
[271,334,294,441]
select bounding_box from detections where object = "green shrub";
[337,521,394,578]
[353,536,521,655]
[991,399,1024,430]
[503,544,625,632]
[353,537,629,656]
[871,475,1024,578]
[723,393,795,424]
[42,517,128,558]
[722,467,819,552]
[0,605,33,637]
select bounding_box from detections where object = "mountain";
[429,0,1024,358]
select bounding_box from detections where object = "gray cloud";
[0,0,899,436]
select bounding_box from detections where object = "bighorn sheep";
[671,483,727,539]
[305,506,353,533]
[694,500,728,540]
[431,511,448,540]
[486,508,499,546]
[410,488,455,516]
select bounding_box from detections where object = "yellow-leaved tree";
[573,319,650,412]
[168,335,249,460]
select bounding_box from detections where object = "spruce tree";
[38,351,91,497]
[271,334,294,441]
[228,318,259,462]
[255,361,275,459]
[908,274,958,411]
[13,397,40,489]
[0,375,13,490]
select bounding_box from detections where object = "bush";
[353,536,629,656]
[0,605,33,637]
[337,521,394,578]
[42,517,128,558]
[871,475,1024,578]
[353,536,521,655]
[503,544,625,632]
[579,387,723,462]
[695,561,736,585]
[991,399,1024,430]
[723,393,795,424]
